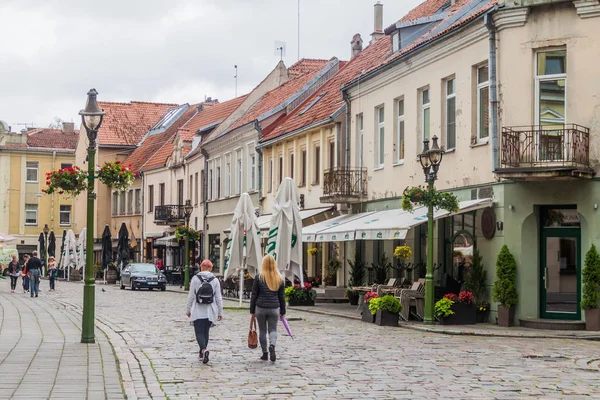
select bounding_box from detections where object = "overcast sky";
[0,0,421,130]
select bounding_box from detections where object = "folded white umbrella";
[224,193,262,307]
[61,229,77,280]
[0,233,16,243]
[266,178,304,285]
[77,228,87,280]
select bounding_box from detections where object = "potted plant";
[464,249,489,323]
[347,249,366,305]
[174,225,201,242]
[307,247,318,256]
[43,166,88,197]
[582,244,600,331]
[394,245,412,280]
[362,291,379,323]
[326,258,342,287]
[435,297,455,321]
[97,160,138,191]
[492,245,518,327]
[435,292,476,325]
[368,295,402,326]
[94,263,103,280]
[371,253,392,284]
[106,261,118,284]
[284,282,317,306]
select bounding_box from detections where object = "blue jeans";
[29,269,40,297]
[22,275,29,292]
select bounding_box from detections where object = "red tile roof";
[288,58,331,76]
[400,0,449,22]
[182,95,247,135]
[97,101,178,146]
[26,128,79,150]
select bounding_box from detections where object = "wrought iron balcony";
[320,167,367,204]
[497,124,593,180]
[154,205,186,225]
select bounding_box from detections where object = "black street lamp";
[418,135,445,323]
[79,89,105,344]
[43,224,49,276]
[183,199,194,290]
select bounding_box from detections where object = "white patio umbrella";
[223,193,262,307]
[60,229,77,281]
[266,177,304,285]
[0,232,16,243]
[77,228,87,280]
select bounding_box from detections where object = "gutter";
[98,144,137,149]
[254,121,264,201]
[140,170,146,259]
[342,92,351,168]
[256,117,332,150]
[484,7,500,172]
[201,148,209,260]
[0,147,75,154]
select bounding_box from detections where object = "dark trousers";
[10,276,18,290]
[22,276,29,291]
[49,277,55,290]
[193,318,212,352]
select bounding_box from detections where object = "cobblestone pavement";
[0,283,124,400]
[35,282,600,399]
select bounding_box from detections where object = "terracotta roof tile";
[26,128,79,150]
[288,58,332,76]
[97,101,178,146]
[182,95,247,134]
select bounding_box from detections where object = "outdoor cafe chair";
[395,279,425,322]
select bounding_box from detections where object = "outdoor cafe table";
[352,286,375,312]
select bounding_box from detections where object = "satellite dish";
[274,41,286,59]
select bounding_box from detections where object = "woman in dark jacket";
[250,254,286,362]
[7,255,20,293]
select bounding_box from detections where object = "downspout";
[485,11,499,172]
[342,92,351,169]
[51,151,56,230]
[140,170,145,261]
[201,149,209,260]
[254,121,264,201]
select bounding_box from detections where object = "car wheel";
[130,281,135,291]
[120,280,125,290]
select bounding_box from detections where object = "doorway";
[539,207,581,320]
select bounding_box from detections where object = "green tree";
[464,248,488,305]
[348,248,365,288]
[492,245,518,307]
[582,244,600,309]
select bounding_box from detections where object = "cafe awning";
[154,235,179,247]
[303,198,493,242]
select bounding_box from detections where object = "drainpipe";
[51,151,56,230]
[201,148,209,260]
[485,11,499,172]
[254,121,264,201]
[342,92,351,169]
[140,170,145,261]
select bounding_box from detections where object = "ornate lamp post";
[43,224,49,276]
[418,135,444,323]
[79,89,105,344]
[183,199,194,290]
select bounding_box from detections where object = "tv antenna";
[274,41,286,61]
[234,65,238,97]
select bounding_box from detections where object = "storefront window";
[542,208,580,227]
[209,234,221,272]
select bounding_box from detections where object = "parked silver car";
[120,263,167,291]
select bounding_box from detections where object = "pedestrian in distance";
[250,254,286,363]
[186,259,223,364]
[22,254,30,294]
[27,251,43,298]
[48,256,57,291]
[7,255,20,293]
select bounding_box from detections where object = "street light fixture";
[43,224,49,276]
[183,199,194,291]
[419,135,445,323]
[79,89,105,344]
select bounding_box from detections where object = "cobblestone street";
[31,281,598,399]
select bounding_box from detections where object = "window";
[289,153,294,180]
[396,100,405,162]
[159,183,165,206]
[119,192,126,215]
[135,189,141,214]
[224,154,231,197]
[376,107,385,167]
[216,166,221,198]
[177,179,184,205]
[421,89,430,142]
[26,161,39,183]
[189,175,193,201]
[446,79,456,150]
[268,158,273,193]
[477,65,489,140]
[60,163,72,169]
[314,145,320,184]
[236,150,242,195]
[392,32,400,53]
[208,168,213,200]
[278,156,283,185]
[357,114,363,167]
[200,171,205,202]
[112,192,118,215]
[329,141,335,169]
[127,189,134,214]
[60,205,71,226]
[25,204,38,225]
[148,185,154,212]
[248,149,256,191]
[300,149,307,186]
[194,173,199,205]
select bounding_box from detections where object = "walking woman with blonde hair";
[250,254,286,362]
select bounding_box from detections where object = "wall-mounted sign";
[481,207,496,240]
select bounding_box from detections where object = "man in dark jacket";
[27,251,43,297]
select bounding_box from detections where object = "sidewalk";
[0,287,124,400]
[164,285,600,341]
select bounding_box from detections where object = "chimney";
[62,122,75,134]
[371,1,384,44]
[350,34,363,60]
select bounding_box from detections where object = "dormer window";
[392,31,400,53]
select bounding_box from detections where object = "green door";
[540,228,581,320]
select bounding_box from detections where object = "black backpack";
[195,274,215,304]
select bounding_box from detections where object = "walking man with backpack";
[186,259,223,364]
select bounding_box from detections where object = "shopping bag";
[248,315,258,349]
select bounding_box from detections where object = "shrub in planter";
[345,289,360,306]
[435,292,476,325]
[492,245,518,327]
[465,249,489,323]
[370,253,392,284]
[368,295,402,326]
[284,282,317,306]
[582,244,600,331]
[361,292,379,323]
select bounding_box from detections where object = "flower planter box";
[375,310,399,327]
[476,310,489,323]
[584,308,600,331]
[288,298,315,307]
[441,302,476,325]
[361,303,375,323]
[497,305,515,327]
[348,293,360,306]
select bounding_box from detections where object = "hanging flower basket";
[401,186,459,213]
[174,225,200,242]
[43,167,87,197]
[97,161,137,192]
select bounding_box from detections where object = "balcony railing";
[499,125,591,177]
[154,205,185,225]
[320,167,367,204]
